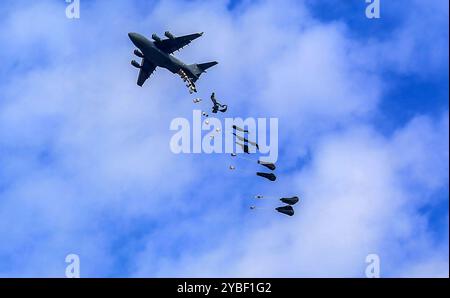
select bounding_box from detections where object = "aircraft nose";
[128,32,142,48]
[128,32,137,41]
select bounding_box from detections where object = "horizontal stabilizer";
[197,61,218,72]
[187,61,219,82]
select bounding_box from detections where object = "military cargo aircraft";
[128,31,218,93]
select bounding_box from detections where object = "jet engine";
[152,34,161,42]
[164,31,175,39]
[131,60,141,69]
[134,49,144,58]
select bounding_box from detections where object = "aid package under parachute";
[236,141,251,154]
[232,125,249,133]
[257,160,276,171]
[280,196,299,205]
[256,172,277,181]
[276,205,295,216]
[233,133,259,149]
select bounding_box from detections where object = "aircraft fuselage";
[128,32,195,78]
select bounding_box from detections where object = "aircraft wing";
[154,33,203,54]
[137,58,156,87]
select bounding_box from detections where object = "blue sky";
[0,0,448,277]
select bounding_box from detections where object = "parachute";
[236,141,251,154]
[276,205,294,216]
[256,172,277,181]
[233,132,259,149]
[232,125,249,133]
[250,202,298,217]
[257,160,276,171]
[280,196,299,205]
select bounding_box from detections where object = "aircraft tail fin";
[196,61,218,73]
[188,61,218,79]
